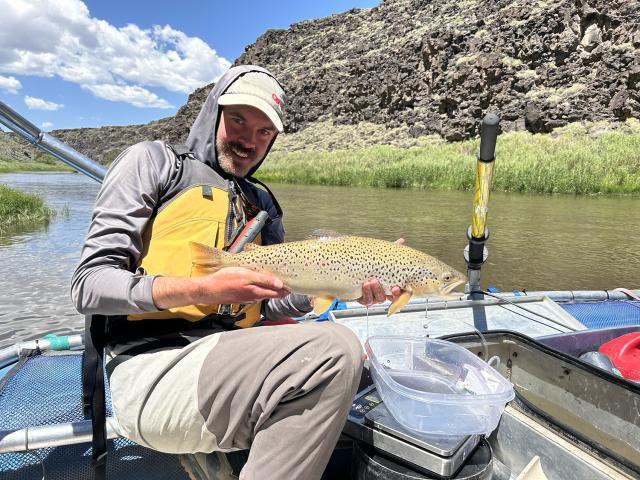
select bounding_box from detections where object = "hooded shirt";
[71,65,311,321]
[186,65,280,179]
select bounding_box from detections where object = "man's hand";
[152,267,289,310]
[358,238,405,307]
[194,267,290,304]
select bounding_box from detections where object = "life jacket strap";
[82,314,107,480]
[166,143,195,159]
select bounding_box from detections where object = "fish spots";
[224,235,465,299]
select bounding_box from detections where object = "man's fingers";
[249,272,284,290]
[359,279,373,306]
[370,280,386,304]
[359,278,389,306]
[394,238,405,245]
[249,286,289,299]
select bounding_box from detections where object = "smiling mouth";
[231,146,249,159]
[228,143,254,161]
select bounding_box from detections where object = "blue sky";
[0,0,378,132]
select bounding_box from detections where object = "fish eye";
[441,272,452,282]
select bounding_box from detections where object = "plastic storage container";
[365,335,515,436]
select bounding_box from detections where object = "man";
[71,65,398,479]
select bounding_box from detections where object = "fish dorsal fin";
[242,243,262,252]
[189,241,229,276]
[308,229,347,241]
[190,241,221,265]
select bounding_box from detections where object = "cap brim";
[218,94,283,132]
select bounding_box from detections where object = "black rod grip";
[479,113,500,162]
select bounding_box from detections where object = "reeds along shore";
[1,121,639,196]
[0,159,72,174]
[0,184,56,232]
[260,127,640,195]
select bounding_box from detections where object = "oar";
[464,113,500,334]
[0,100,106,183]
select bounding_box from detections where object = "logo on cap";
[272,93,282,106]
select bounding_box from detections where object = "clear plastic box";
[365,335,515,436]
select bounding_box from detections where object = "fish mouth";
[440,279,466,296]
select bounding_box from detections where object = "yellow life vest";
[127,184,262,328]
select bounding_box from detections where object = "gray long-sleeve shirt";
[71,140,312,321]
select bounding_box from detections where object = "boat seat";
[0,350,190,479]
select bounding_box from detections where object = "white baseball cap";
[218,71,285,132]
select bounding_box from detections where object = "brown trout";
[190,232,466,316]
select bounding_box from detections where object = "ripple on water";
[1,174,640,349]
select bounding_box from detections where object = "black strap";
[166,143,195,159]
[83,315,107,480]
[105,313,235,344]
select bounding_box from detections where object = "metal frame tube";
[0,101,106,183]
[0,335,84,369]
[0,418,119,452]
[330,290,640,316]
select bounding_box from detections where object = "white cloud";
[0,0,230,108]
[82,84,173,109]
[0,75,22,93]
[25,95,64,110]
[41,121,54,129]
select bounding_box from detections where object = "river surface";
[1,172,638,348]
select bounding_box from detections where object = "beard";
[216,140,259,177]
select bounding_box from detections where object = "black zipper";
[225,180,237,245]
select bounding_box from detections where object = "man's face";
[216,105,278,177]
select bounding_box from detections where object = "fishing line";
[365,305,369,341]
[422,298,429,332]
[470,290,569,333]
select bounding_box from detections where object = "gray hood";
[185,65,283,179]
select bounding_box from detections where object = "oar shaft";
[465,114,500,294]
[0,100,107,183]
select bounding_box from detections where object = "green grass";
[0,184,56,233]
[2,120,639,195]
[260,122,640,195]
[0,156,73,173]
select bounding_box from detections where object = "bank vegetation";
[262,120,640,195]
[0,184,56,233]
[0,154,73,174]
[2,121,639,196]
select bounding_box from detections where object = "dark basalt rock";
[3,0,638,162]
[237,0,638,141]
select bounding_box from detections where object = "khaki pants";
[108,322,363,480]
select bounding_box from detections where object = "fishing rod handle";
[229,210,270,253]
[478,113,500,162]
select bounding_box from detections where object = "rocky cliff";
[3,0,638,162]
[239,0,639,140]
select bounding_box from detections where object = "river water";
[0,172,638,348]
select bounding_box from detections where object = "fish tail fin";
[189,241,231,276]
